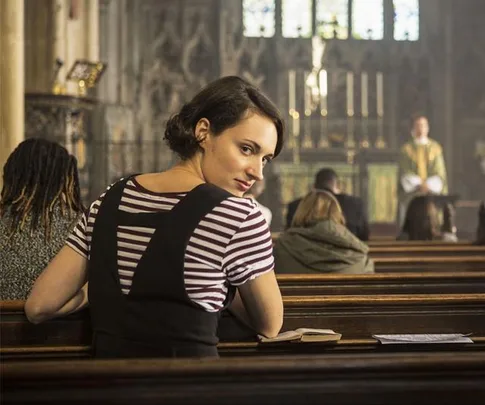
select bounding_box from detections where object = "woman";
[25,76,284,358]
[274,190,374,274]
[397,195,458,242]
[0,139,84,300]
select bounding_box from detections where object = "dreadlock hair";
[0,138,84,240]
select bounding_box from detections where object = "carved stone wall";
[92,0,219,200]
[219,0,283,228]
[91,0,484,230]
[452,0,485,202]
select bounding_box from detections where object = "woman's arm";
[25,245,88,324]
[228,270,283,338]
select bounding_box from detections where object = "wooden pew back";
[3,353,485,404]
[3,277,485,361]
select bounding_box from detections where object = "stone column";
[86,0,100,61]
[0,0,24,190]
[54,0,68,89]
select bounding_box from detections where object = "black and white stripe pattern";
[66,179,274,312]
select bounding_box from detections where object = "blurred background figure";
[0,138,84,300]
[286,168,369,241]
[397,195,457,242]
[275,190,374,274]
[245,179,272,226]
[476,202,485,245]
[398,115,448,226]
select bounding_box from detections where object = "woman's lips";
[235,180,251,192]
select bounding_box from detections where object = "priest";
[398,115,448,225]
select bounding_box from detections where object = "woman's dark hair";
[164,76,285,160]
[401,195,440,241]
[0,138,84,239]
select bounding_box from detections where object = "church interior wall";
[1,0,483,234]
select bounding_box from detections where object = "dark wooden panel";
[2,352,485,405]
[277,272,485,295]
[2,293,485,361]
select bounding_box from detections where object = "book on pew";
[258,328,342,343]
[372,334,473,344]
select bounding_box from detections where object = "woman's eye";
[241,145,253,154]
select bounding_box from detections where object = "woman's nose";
[247,161,264,181]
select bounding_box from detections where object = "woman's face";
[198,113,278,197]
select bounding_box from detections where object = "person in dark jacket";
[286,168,369,241]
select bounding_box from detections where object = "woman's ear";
[195,118,211,149]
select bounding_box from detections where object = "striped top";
[66,179,274,312]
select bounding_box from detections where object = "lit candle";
[288,69,296,114]
[346,71,354,116]
[376,71,384,117]
[361,72,368,117]
[319,69,328,115]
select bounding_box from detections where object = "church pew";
[270,233,485,271]
[2,291,485,361]
[217,336,485,357]
[373,255,485,272]
[3,337,485,362]
[367,240,476,247]
[272,232,477,247]
[3,352,485,405]
[279,293,485,337]
[369,244,485,258]
[277,272,485,295]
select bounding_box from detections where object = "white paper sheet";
[372,334,473,344]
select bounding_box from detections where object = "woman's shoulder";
[212,195,261,222]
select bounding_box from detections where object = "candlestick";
[375,117,386,148]
[360,71,369,148]
[304,71,312,116]
[376,71,384,117]
[293,111,300,137]
[346,71,354,116]
[302,71,314,149]
[288,69,296,115]
[346,115,355,149]
[319,69,328,116]
[361,71,368,117]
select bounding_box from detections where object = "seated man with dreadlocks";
[0,138,84,300]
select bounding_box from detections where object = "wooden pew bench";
[218,336,485,356]
[367,240,476,247]
[277,272,485,295]
[2,352,485,405]
[369,244,485,258]
[270,234,485,272]
[3,288,485,361]
[373,256,485,272]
